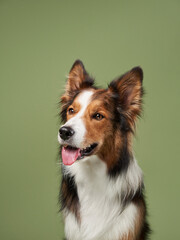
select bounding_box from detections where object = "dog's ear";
[60,60,94,122]
[109,67,144,130]
[65,60,94,93]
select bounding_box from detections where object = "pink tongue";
[62,147,81,165]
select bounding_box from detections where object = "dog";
[58,60,150,240]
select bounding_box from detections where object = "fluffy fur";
[58,60,150,240]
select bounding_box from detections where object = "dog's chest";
[64,157,137,240]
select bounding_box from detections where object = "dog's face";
[58,60,143,167]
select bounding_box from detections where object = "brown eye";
[93,113,104,121]
[68,108,74,114]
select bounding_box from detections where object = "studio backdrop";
[0,1,180,240]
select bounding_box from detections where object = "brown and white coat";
[58,60,150,240]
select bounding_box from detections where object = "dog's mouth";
[61,143,98,166]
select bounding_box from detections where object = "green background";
[0,0,180,239]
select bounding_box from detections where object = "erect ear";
[65,60,94,93]
[109,67,144,130]
[60,60,94,122]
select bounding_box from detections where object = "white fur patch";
[64,212,82,240]
[58,90,94,148]
[63,156,143,240]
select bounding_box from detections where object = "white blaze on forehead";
[75,90,94,115]
[66,90,94,121]
[61,90,94,148]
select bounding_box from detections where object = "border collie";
[58,60,150,240]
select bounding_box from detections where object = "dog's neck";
[63,154,143,204]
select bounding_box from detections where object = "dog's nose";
[59,126,75,141]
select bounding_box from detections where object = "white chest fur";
[63,156,142,240]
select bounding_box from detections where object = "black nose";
[59,126,75,141]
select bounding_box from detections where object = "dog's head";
[58,60,143,171]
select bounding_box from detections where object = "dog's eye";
[93,113,104,121]
[68,108,74,114]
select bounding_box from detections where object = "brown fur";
[66,101,81,121]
